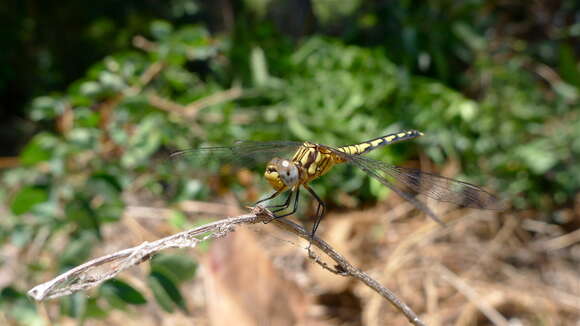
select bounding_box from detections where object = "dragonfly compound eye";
[277,159,299,187]
[264,158,291,191]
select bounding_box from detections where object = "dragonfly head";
[264,158,300,191]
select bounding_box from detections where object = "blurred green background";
[1,0,579,324]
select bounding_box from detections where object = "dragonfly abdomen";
[339,130,423,156]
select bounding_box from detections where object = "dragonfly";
[171,130,502,240]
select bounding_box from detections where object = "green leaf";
[65,199,101,233]
[59,232,96,267]
[453,23,485,51]
[19,133,57,165]
[147,272,174,313]
[1,287,23,301]
[60,292,86,318]
[79,81,102,97]
[100,284,127,310]
[151,254,197,284]
[86,173,124,223]
[85,297,108,319]
[151,20,173,40]
[99,71,126,92]
[121,115,163,168]
[3,295,41,325]
[29,96,67,121]
[102,279,147,305]
[251,47,269,86]
[516,142,558,174]
[74,107,101,127]
[89,173,123,195]
[559,44,580,87]
[10,187,48,215]
[148,271,187,313]
[168,210,187,229]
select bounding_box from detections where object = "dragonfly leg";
[255,189,300,224]
[254,190,282,206]
[268,188,300,219]
[304,185,326,241]
[268,191,294,210]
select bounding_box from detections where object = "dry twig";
[534,227,580,251]
[437,264,509,326]
[28,206,427,326]
[147,86,244,120]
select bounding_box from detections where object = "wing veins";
[170,140,302,159]
[323,145,501,211]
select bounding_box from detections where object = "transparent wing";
[170,140,303,167]
[346,153,445,224]
[325,146,503,211]
[382,164,502,209]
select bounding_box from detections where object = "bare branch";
[132,35,158,52]
[28,207,426,326]
[28,213,259,301]
[533,227,580,251]
[183,86,243,118]
[147,86,244,120]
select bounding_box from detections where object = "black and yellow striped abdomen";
[338,130,423,156]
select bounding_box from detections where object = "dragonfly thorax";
[265,157,300,191]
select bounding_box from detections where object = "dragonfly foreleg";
[254,190,282,206]
[271,188,300,218]
[268,191,294,210]
[261,188,301,225]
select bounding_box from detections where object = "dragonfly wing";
[170,140,303,167]
[384,165,502,209]
[336,152,444,224]
[341,152,502,210]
